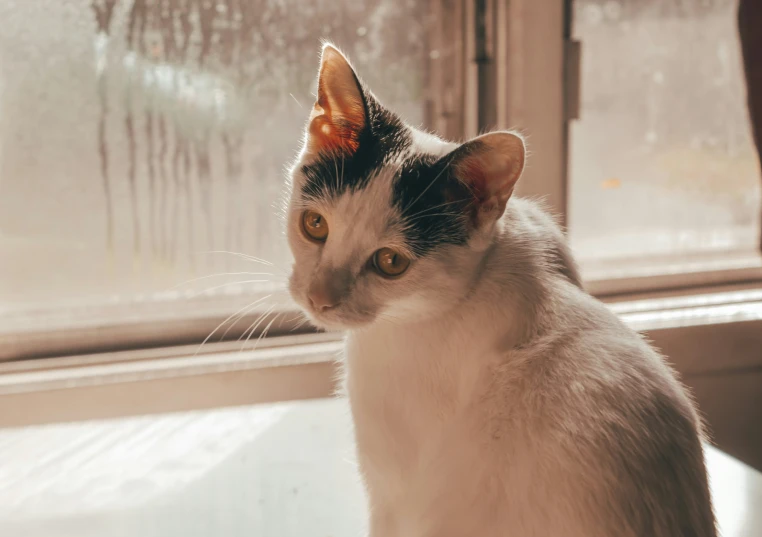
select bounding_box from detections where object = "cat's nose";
[307,268,351,312]
[308,287,340,312]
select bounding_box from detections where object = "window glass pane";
[569,0,762,276]
[0,0,428,314]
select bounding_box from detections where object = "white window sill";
[0,398,760,537]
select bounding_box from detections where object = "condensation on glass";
[0,0,428,313]
[569,0,762,272]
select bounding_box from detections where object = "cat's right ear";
[447,131,526,230]
[305,44,367,156]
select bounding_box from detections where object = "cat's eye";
[302,210,329,242]
[372,248,410,278]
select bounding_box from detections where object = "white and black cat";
[286,44,716,537]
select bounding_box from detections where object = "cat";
[286,44,716,537]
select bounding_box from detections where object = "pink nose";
[307,268,350,312]
[308,287,340,312]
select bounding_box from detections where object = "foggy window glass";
[569,0,762,273]
[0,0,428,314]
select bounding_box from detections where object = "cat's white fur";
[287,45,715,537]
[344,232,669,537]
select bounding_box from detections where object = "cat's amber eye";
[372,248,411,278]
[302,210,329,242]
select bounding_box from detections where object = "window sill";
[5,252,762,362]
[1,397,759,537]
[583,250,762,298]
[2,285,762,428]
[0,288,309,362]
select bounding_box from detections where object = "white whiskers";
[169,271,275,291]
[194,294,273,356]
[202,250,276,267]
[239,304,277,351]
[183,279,274,297]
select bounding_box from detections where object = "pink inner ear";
[457,158,490,202]
[307,47,366,156]
[453,135,524,206]
[308,110,362,154]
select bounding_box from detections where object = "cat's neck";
[461,217,557,346]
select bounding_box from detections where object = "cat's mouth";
[302,302,377,331]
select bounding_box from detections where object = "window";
[569,0,762,282]
[0,0,433,359]
[0,0,758,391]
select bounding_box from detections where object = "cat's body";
[347,199,712,537]
[287,45,716,536]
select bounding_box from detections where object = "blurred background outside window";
[570,0,761,278]
[1,0,760,329]
[0,0,428,315]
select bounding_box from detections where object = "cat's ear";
[448,131,525,227]
[306,44,367,156]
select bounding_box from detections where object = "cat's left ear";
[306,44,367,156]
[448,131,525,228]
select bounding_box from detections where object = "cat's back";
[498,285,716,536]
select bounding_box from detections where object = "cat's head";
[286,44,525,330]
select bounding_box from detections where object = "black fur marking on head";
[392,153,472,257]
[300,92,411,201]
[300,87,474,257]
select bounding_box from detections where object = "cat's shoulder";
[501,282,663,391]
